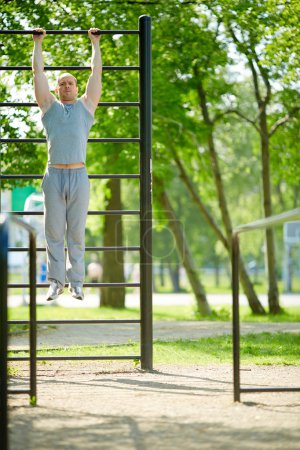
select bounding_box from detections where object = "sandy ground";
[8,362,300,450]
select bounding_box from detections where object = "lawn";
[8,304,300,324]
[8,332,300,366]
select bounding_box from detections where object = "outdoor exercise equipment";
[232,208,300,402]
[0,17,152,444]
[0,214,37,450]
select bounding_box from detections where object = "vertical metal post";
[0,216,9,450]
[29,232,37,405]
[232,232,240,402]
[139,15,153,370]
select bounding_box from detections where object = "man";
[32,27,102,301]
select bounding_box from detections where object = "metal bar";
[235,207,300,234]
[6,210,140,216]
[9,319,141,324]
[232,233,240,403]
[8,389,31,395]
[0,66,139,71]
[8,246,140,252]
[0,30,139,35]
[139,15,153,371]
[0,102,140,107]
[232,206,300,402]
[29,233,37,406]
[8,282,140,288]
[0,216,9,450]
[0,174,140,179]
[240,387,300,393]
[0,138,140,143]
[8,356,141,361]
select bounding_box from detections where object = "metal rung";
[0,30,139,35]
[0,102,140,107]
[0,174,140,179]
[240,387,300,393]
[8,246,140,252]
[8,355,141,361]
[8,282,140,288]
[7,210,140,215]
[8,389,31,395]
[0,66,139,71]
[0,138,140,143]
[9,319,141,325]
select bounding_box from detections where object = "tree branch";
[269,105,300,137]
[251,45,271,105]
[213,109,260,132]
[229,26,262,106]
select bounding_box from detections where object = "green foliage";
[30,395,37,407]
[1,0,299,291]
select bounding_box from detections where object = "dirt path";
[8,362,300,450]
[8,321,300,349]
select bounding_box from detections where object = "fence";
[232,208,300,402]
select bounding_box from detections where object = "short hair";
[57,73,77,86]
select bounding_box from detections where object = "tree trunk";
[159,262,165,287]
[259,107,281,313]
[155,180,212,316]
[168,262,181,293]
[215,260,220,287]
[101,178,125,308]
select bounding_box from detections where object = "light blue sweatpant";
[42,166,90,288]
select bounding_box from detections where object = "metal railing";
[232,208,300,402]
[0,214,37,450]
[0,15,152,370]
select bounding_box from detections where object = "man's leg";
[66,167,90,290]
[42,168,67,288]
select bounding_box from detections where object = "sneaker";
[46,280,64,301]
[68,285,84,300]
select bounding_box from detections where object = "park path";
[9,363,300,450]
[8,321,300,349]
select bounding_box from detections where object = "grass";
[8,332,300,366]
[8,304,300,328]
[154,273,300,295]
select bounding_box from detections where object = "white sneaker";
[46,280,64,301]
[68,285,84,300]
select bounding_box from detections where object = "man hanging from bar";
[32,28,102,301]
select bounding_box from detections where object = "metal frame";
[0,214,37,450]
[0,216,9,450]
[0,16,152,372]
[232,207,300,402]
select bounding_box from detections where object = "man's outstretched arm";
[32,28,55,114]
[82,28,102,115]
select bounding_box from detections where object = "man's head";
[55,73,78,103]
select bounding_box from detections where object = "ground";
[8,362,300,450]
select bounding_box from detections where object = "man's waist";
[48,163,85,169]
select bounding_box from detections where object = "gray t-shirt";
[42,99,94,165]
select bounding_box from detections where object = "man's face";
[55,75,78,102]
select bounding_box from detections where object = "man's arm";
[32,29,55,114]
[81,28,102,116]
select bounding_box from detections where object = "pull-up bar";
[0,29,139,35]
[0,65,139,70]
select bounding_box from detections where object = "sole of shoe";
[46,289,64,302]
[68,288,84,300]
[72,294,84,300]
